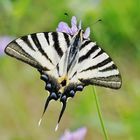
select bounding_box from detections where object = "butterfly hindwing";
[77,40,121,89]
[5,32,71,71]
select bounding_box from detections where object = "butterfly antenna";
[64,12,69,17]
[55,100,67,131]
[94,19,102,25]
[38,96,51,126]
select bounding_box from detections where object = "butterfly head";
[75,29,84,42]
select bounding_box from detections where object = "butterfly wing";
[5,32,71,71]
[76,40,122,89]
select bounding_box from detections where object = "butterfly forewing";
[5,32,71,71]
[77,40,122,89]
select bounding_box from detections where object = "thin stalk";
[92,87,109,140]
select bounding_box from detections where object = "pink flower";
[56,16,90,39]
[0,36,13,55]
[60,127,87,140]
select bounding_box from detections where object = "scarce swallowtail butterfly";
[5,16,122,130]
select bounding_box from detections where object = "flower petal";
[0,36,13,56]
[56,22,72,34]
[56,16,90,38]
[72,127,87,140]
[71,16,77,27]
[71,16,78,34]
[60,127,87,140]
[78,20,82,29]
[60,130,71,140]
[83,27,90,39]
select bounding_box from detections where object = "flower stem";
[92,87,109,140]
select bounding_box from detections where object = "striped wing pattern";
[5,30,122,128]
[5,32,71,72]
[76,40,121,89]
[5,31,121,89]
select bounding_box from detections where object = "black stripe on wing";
[5,41,46,70]
[51,32,63,57]
[81,57,112,72]
[56,64,60,77]
[80,74,122,89]
[13,41,33,58]
[92,49,104,59]
[99,64,117,72]
[63,33,70,47]
[79,40,91,51]
[21,36,35,51]
[43,32,50,45]
[31,34,53,64]
[79,44,99,63]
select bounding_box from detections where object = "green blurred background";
[0,0,140,139]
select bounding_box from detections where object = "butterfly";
[5,16,122,130]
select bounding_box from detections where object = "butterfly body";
[38,30,85,100]
[5,20,121,128]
